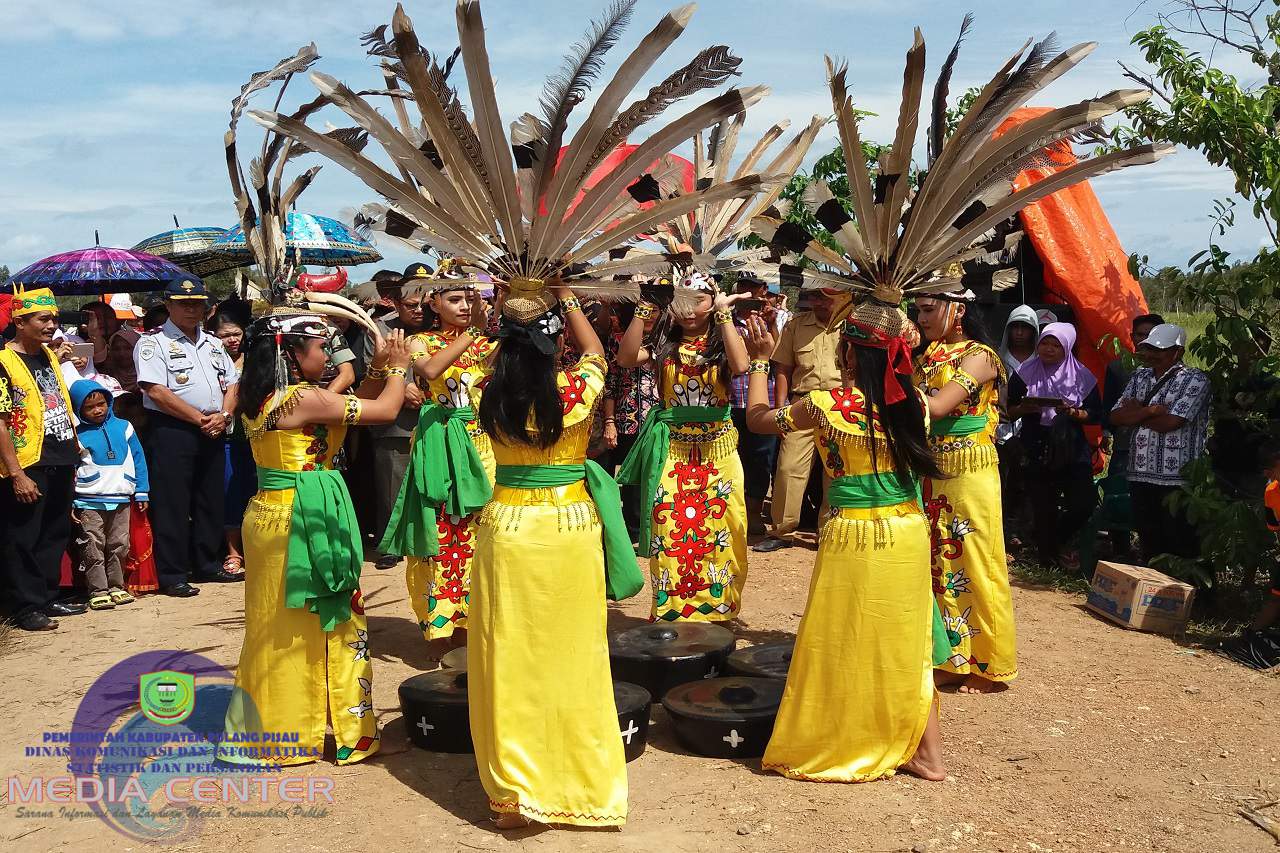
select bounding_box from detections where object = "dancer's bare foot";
[933,670,964,688]
[899,753,947,781]
[492,812,532,830]
[956,674,1008,694]
[900,692,946,780]
[424,637,451,663]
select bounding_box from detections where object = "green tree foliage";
[1115,1,1280,588]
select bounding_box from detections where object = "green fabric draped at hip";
[379,403,492,559]
[256,466,363,632]
[495,463,644,602]
[615,404,732,556]
[930,414,989,438]
[827,472,951,666]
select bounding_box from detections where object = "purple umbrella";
[10,243,201,296]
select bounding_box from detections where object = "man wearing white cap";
[1110,323,1211,564]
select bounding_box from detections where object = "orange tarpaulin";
[995,108,1149,385]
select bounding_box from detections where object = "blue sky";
[0,0,1269,280]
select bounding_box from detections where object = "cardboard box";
[1085,561,1196,634]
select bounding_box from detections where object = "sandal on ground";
[108,588,135,605]
[223,556,245,576]
[88,594,115,610]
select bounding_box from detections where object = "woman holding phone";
[1006,323,1102,569]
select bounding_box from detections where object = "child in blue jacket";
[70,380,149,609]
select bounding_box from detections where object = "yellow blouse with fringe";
[914,340,1004,476]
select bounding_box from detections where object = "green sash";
[930,413,989,438]
[615,404,732,555]
[827,471,951,667]
[495,463,644,602]
[256,466,362,632]
[379,403,492,559]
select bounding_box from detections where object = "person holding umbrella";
[134,277,240,596]
[0,287,83,631]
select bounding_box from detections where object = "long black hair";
[478,324,564,448]
[234,332,311,423]
[843,340,944,486]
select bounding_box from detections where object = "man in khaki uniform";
[753,289,847,552]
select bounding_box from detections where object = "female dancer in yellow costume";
[425,284,642,828]
[220,316,411,766]
[914,294,1017,693]
[742,301,946,783]
[381,267,496,656]
[616,272,751,622]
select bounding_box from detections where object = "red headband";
[842,317,914,404]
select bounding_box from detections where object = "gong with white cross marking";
[398,670,473,753]
[661,677,783,759]
[613,681,652,763]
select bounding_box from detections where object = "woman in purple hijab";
[1007,323,1103,568]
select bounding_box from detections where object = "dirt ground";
[2,542,1278,853]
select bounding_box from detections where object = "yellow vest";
[0,345,75,477]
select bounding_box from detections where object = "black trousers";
[0,465,74,618]
[147,413,226,587]
[1028,463,1098,563]
[731,407,778,502]
[1130,481,1200,563]
[599,432,642,542]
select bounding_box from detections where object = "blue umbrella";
[209,212,382,267]
[132,225,238,277]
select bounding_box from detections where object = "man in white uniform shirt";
[134,277,240,596]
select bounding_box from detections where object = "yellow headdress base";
[11,286,58,318]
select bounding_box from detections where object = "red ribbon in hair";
[881,335,914,404]
[842,316,914,404]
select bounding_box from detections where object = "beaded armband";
[385,366,409,379]
[343,396,362,425]
[774,405,798,434]
[367,364,389,380]
[713,309,733,326]
[952,370,980,397]
[747,359,770,375]
[560,295,583,313]
[633,301,658,321]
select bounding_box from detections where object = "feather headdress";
[566,109,825,289]
[248,1,780,323]
[750,22,1173,308]
[223,44,383,338]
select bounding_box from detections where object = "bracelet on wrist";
[633,301,658,321]
[560,295,583,313]
[367,364,389,380]
[713,309,733,326]
[747,359,770,375]
[384,366,408,379]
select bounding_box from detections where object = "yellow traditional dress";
[762,388,935,782]
[627,333,747,622]
[403,330,496,640]
[469,353,628,826]
[915,340,1017,682]
[220,385,379,766]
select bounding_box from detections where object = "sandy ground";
[2,542,1278,853]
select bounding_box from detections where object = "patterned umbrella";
[9,246,200,296]
[132,225,239,277]
[209,212,382,267]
